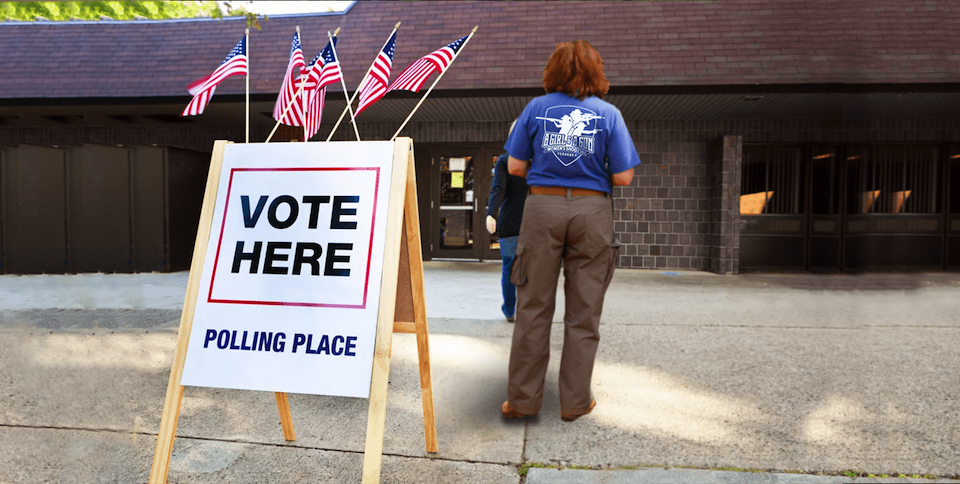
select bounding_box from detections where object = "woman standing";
[501,40,641,422]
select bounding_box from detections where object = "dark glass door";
[738,144,806,271]
[424,146,504,261]
[433,150,483,259]
[843,145,942,270]
[807,146,842,271]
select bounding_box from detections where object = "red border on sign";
[206,167,381,309]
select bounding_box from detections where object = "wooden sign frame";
[149,138,436,484]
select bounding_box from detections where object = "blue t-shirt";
[504,92,641,193]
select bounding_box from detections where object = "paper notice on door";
[451,172,464,188]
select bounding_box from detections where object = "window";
[740,146,803,215]
[845,145,940,215]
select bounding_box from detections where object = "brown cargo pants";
[508,191,619,416]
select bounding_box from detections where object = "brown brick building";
[2,1,959,274]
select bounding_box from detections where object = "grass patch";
[517,462,555,478]
[519,462,954,481]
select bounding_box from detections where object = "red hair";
[542,40,609,100]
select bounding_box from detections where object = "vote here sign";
[181,141,396,398]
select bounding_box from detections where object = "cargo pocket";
[510,244,528,287]
[603,238,621,290]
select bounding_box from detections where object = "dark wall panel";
[808,237,841,271]
[947,237,960,270]
[0,147,18,273]
[166,147,210,272]
[132,146,167,271]
[845,235,942,271]
[3,143,213,274]
[72,144,132,273]
[739,235,805,271]
[15,146,68,273]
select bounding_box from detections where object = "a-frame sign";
[150,138,436,483]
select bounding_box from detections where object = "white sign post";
[150,138,436,484]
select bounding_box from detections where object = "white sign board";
[181,141,396,398]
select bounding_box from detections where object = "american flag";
[301,37,341,139]
[355,31,397,116]
[304,37,342,92]
[182,36,247,116]
[388,34,466,93]
[272,31,306,126]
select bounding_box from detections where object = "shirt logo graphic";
[537,106,603,166]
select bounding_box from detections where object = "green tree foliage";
[0,1,237,22]
[213,2,267,30]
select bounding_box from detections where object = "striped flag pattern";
[182,36,247,116]
[305,37,342,92]
[355,31,397,116]
[301,37,341,139]
[273,31,306,126]
[388,35,466,93]
[304,88,325,140]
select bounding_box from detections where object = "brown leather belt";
[529,186,606,197]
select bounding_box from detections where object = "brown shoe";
[501,401,535,418]
[561,399,596,422]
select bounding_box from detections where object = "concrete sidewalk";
[1,262,959,483]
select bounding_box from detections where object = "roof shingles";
[2,0,959,100]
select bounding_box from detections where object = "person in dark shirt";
[486,147,528,322]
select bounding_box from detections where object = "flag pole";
[326,21,400,142]
[301,27,308,142]
[302,82,308,142]
[266,26,303,143]
[328,30,361,142]
[245,28,250,143]
[391,26,478,141]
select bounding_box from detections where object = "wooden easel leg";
[413,309,437,453]
[274,392,296,441]
[150,141,230,484]
[149,385,184,484]
[361,138,411,483]
[362,342,393,483]
[402,152,438,453]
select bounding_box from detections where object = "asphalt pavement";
[1,262,959,483]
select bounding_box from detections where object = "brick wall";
[710,136,742,274]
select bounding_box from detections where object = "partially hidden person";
[486,124,528,323]
[501,40,641,422]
